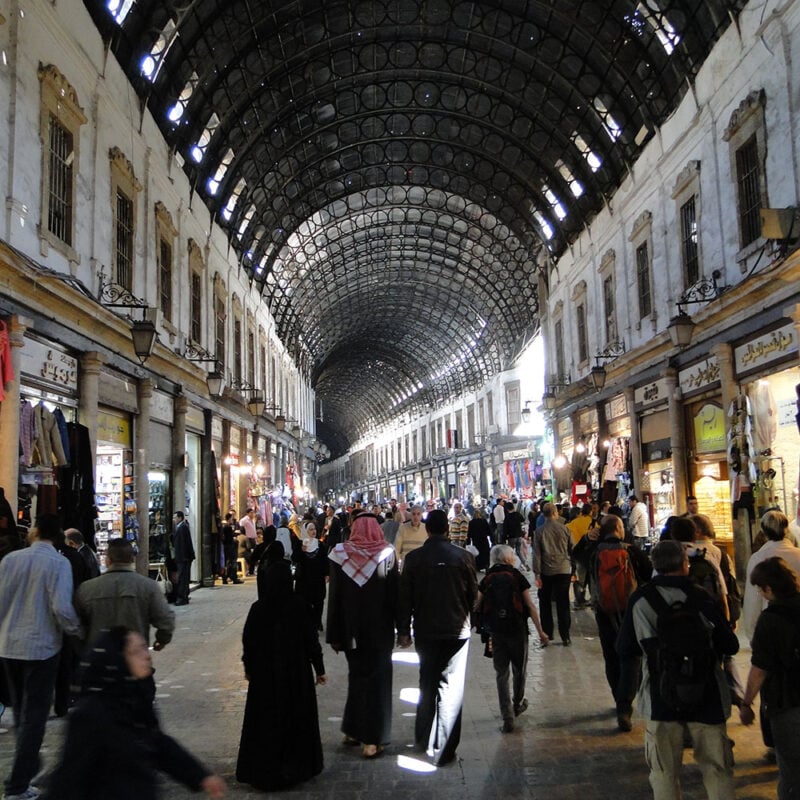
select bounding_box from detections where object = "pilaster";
[135,378,153,574]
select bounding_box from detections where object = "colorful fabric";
[328,514,394,587]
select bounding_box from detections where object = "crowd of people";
[2,493,800,799]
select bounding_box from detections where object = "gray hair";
[490,544,515,567]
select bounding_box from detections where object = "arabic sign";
[734,323,797,376]
[679,356,719,395]
[634,378,669,408]
[20,337,78,392]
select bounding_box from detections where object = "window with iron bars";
[190,272,202,343]
[115,189,134,290]
[159,238,172,321]
[736,135,762,248]
[48,114,73,246]
[636,241,652,319]
[680,195,699,287]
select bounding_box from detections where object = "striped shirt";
[0,540,82,660]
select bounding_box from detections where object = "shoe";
[501,718,514,733]
[221,579,229,584]
[617,713,633,732]
[343,735,359,746]
[232,580,244,585]
[4,787,42,800]
[562,638,572,646]
[174,600,188,606]
[514,699,528,717]
[362,744,384,758]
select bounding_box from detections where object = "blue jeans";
[769,705,800,799]
[3,654,60,794]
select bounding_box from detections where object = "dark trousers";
[538,573,572,641]
[53,635,79,716]
[595,610,640,715]
[224,542,239,582]
[343,647,393,745]
[414,637,469,765]
[492,630,528,721]
[175,559,192,603]
[2,654,60,795]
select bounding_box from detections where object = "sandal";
[362,744,384,759]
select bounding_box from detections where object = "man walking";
[0,514,82,800]
[64,528,100,579]
[76,538,175,649]
[533,503,574,646]
[238,508,257,574]
[173,511,195,605]
[617,540,739,799]
[397,509,477,765]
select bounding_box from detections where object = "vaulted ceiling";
[85,0,745,456]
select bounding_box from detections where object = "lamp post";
[590,341,626,393]
[98,276,159,365]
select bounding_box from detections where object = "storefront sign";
[557,417,572,437]
[211,417,223,440]
[679,357,719,395]
[503,449,529,460]
[735,323,798,375]
[693,403,726,454]
[635,378,669,408]
[578,407,598,431]
[186,406,205,434]
[97,409,131,446]
[20,337,78,393]
[150,391,173,424]
[99,371,138,413]
[605,394,628,421]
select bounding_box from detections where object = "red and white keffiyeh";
[328,514,393,586]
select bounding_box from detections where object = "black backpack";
[481,569,525,636]
[687,548,721,598]
[642,584,717,715]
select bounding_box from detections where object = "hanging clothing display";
[727,395,757,504]
[0,319,14,402]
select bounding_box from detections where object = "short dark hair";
[106,538,134,564]
[629,495,639,503]
[686,495,697,503]
[667,516,696,543]
[761,510,789,542]
[425,508,449,536]
[65,530,85,546]
[35,513,61,542]
[175,511,185,520]
[750,557,800,600]
[651,540,685,573]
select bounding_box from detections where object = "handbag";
[466,543,479,557]
[155,570,172,596]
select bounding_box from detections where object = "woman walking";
[327,513,399,758]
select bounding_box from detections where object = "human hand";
[329,642,342,654]
[538,631,550,646]
[739,704,755,726]
[152,641,165,651]
[201,774,226,797]
[317,674,327,685]
[535,578,542,589]
[570,574,577,583]
[397,634,412,648]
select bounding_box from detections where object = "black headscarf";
[78,627,158,729]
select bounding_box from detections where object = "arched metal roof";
[85,0,745,456]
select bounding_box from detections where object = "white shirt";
[628,502,649,539]
[493,504,506,524]
[239,514,257,540]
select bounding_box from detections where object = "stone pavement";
[1,577,779,799]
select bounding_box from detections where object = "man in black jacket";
[397,509,477,765]
[617,540,738,799]
[172,512,195,606]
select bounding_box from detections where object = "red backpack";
[592,541,637,615]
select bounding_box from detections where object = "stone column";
[711,342,747,576]
[221,419,231,516]
[135,378,153,574]
[0,315,29,521]
[665,367,688,513]
[78,351,107,468]
[625,387,643,494]
[172,394,188,516]
[201,408,215,586]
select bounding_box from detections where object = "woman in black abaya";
[236,556,327,790]
[326,513,399,758]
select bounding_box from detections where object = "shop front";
[678,355,733,549]
[17,335,86,540]
[600,394,633,507]
[733,322,799,539]
[635,378,674,537]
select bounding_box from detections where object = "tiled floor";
[1,577,778,798]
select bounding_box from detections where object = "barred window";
[576,303,588,363]
[233,319,243,384]
[115,189,134,290]
[736,136,761,247]
[159,238,172,321]
[680,196,699,287]
[214,296,226,367]
[554,319,566,379]
[247,332,255,383]
[48,115,74,246]
[636,241,652,319]
[190,273,202,343]
[603,276,617,343]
